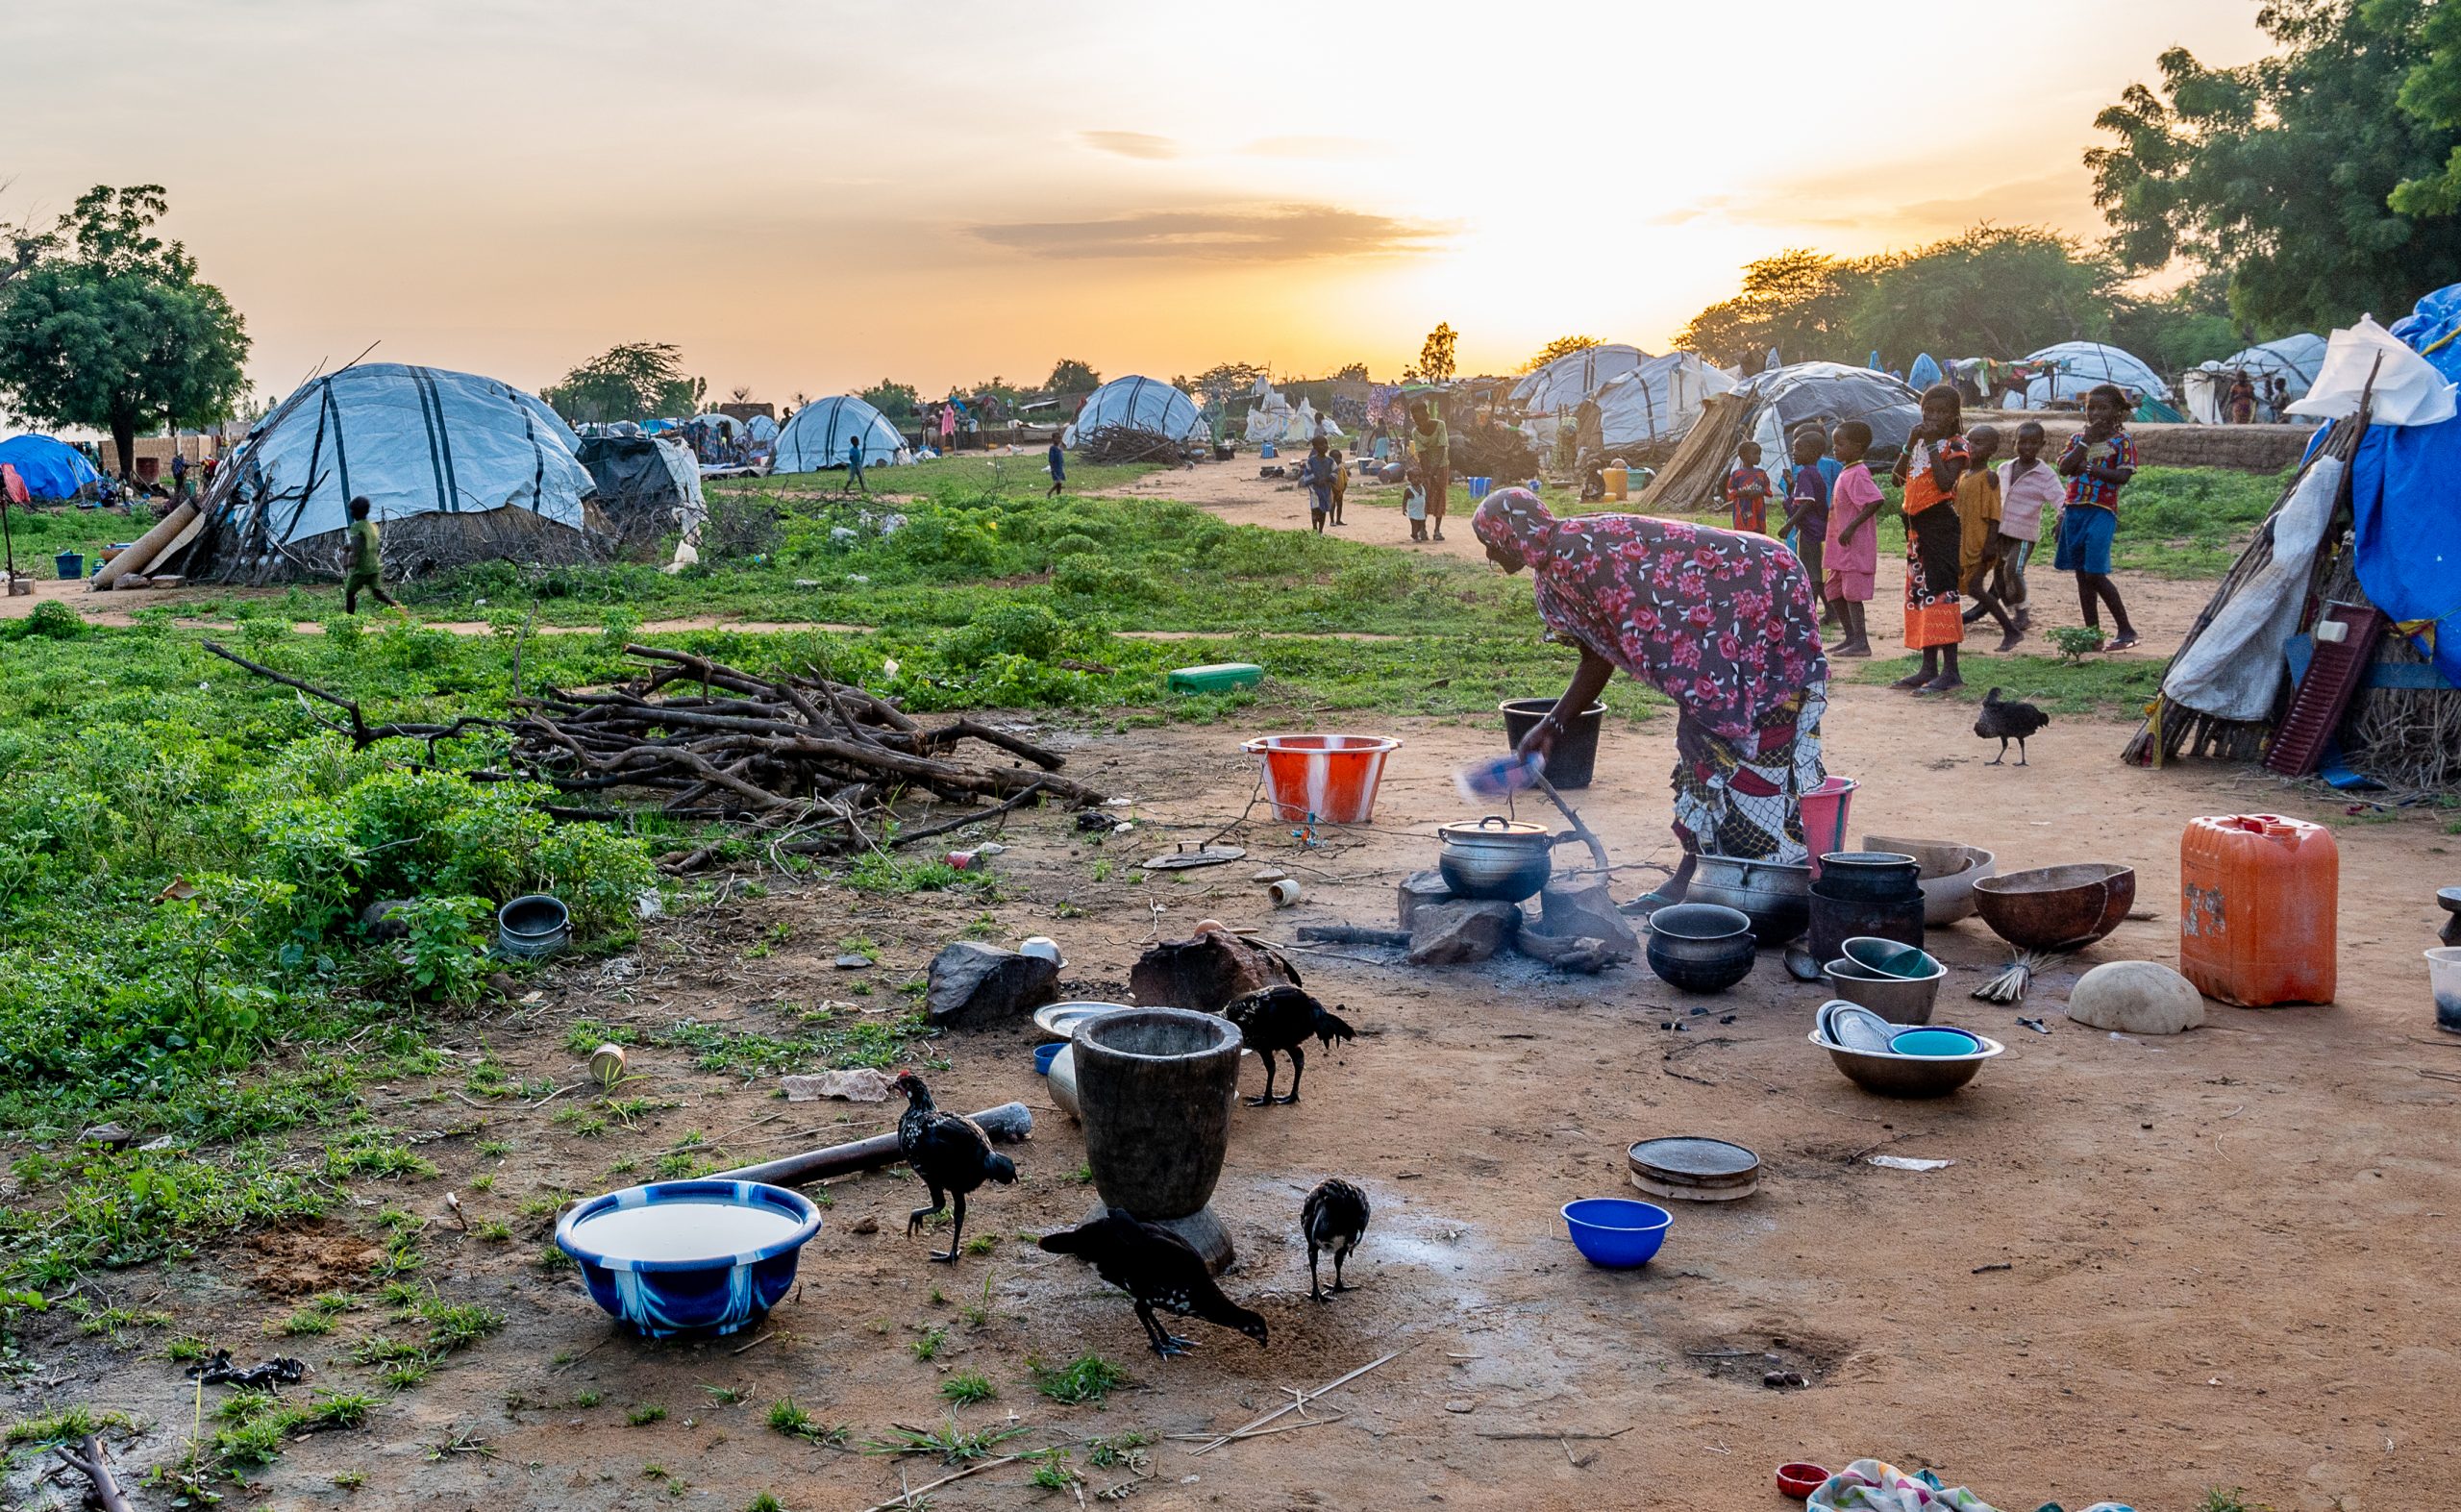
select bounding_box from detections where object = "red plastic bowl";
[1777,1463,1828,1500]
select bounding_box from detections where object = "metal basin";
[1860,834,1999,925]
[1821,958,1941,1024]
[1973,863,2137,951]
[1684,855,1810,946]
[1809,1028,2003,1098]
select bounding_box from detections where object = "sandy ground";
[13,691,2456,1512]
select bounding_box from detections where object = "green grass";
[1850,651,2163,717]
[938,1372,997,1405]
[861,1417,1030,1463]
[1030,1353,1129,1406]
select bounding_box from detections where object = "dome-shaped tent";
[1510,344,1650,416]
[1591,353,1733,450]
[193,362,600,582]
[2012,342,2171,409]
[2183,335,2327,422]
[773,395,906,472]
[1063,376,1201,447]
[0,434,101,500]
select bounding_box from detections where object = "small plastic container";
[1561,1198,1671,1268]
[2179,814,2337,1005]
[1603,465,1629,500]
[2429,947,2461,1035]
[1798,776,1857,877]
[1167,662,1263,695]
[55,551,83,580]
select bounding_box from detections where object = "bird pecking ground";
[9,697,2460,1512]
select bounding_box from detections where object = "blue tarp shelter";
[2349,284,2461,686]
[1906,353,1943,391]
[0,434,101,499]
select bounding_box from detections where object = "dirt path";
[17,700,2453,1512]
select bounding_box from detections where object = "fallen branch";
[858,1454,1026,1512]
[1185,1349,1404,1456]
[50,1433,134,1512]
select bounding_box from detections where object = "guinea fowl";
[1038,1208,1268,1358]
[1975,686,2051,766]
[1221,985,1355,1105]
[891,1073,1016,1262]
[1300,1177,1370,1301]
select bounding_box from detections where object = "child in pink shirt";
[1822,419,1882,657]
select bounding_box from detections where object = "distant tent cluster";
[1640,362,1923,513]
[0,434,101,500]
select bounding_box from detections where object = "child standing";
[1989,420,2059,627]
[1301,437,1335,534]
[1778,428,1830,619]
[1725,441,1773,534]
[1889,384,1970,693]
[1403,459,1429,541]
[1329,448,1348,526]
[1823,421,1881,657]
[1954,424,2020,651]
[2054,384,2141,650]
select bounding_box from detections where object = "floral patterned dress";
[1473,488,1829,862]
[1897,434,1968,650]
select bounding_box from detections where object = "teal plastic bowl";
[1890,1028,1982,1057]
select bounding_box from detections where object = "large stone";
[1532,881,1641,960]
[1129,929,1296,1011]
[1408,900,1522,966]
[1398,870,1458,931]
[925,941,1059,1029]
[2065,959,2206,1035]
[1514,930,1616,974]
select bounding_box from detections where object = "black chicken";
[1975,687,2051,766]
[1300,1177,1370,1302]
[891,1073,1016,1262]
[1038,1208,1268,1358]
[1221,985,1355,1105]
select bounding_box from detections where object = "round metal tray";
[1627,1135,1761,1202]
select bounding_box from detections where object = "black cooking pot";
[1436,816,1554,902]
[1815,852,1923,903]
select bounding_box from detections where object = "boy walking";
[1954,425,2020,650]
[1987,419,2058,626]
[1725,441,1773,534]
[1300,437,1336,534]
[2054,384,2141,650]
[1410,402,1451,541]
[845,434,870,497]
[1047,433,1066,498]
[343,496,399,614]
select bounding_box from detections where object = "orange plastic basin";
[2179,814,2337,1006]
[1240,734,1400,825]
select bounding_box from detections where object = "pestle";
[713,1102,1032,1187]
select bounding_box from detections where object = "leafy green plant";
[938,1373,997,1405]
[2046,623,2107,664]
[861,1416,1029,1463]
[627,1403,667,1426]
[909,1325,950,1361]
[1031,1353,1128,1406]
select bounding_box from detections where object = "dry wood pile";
[1072,425,1195,465]
[203,640,1108,874]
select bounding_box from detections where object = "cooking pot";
[1814,852,1922,903]
[1684,855,1811,946]
[1436,815,1555,902]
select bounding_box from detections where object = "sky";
[1,0,2274,409]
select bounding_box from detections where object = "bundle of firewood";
[512,645,1106,870]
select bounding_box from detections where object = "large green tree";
[1043,358,1101,392]
[859,379,918,420]
[1521,335,1602,373]
[1845,226,2117,360]
[1675,249,1858,368]
[2087,0,2461,330]
[541,341,704,424]
[0,185,251,475]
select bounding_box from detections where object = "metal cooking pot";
[1436,815,1555,902]
[1684,855,1811,946]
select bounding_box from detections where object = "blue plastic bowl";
[1561,1198,1672,1269]
[556,1180,822,1337]
[1889,1028,1982,1057]
[1033,1041,1066,1076]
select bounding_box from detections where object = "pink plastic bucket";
[1800,776,1857,878]
[1241,734,1401,825]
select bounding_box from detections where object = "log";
[90,500,198,591]
[50,1432,134,1512]
[1298,924,1412,947]
[713,1102,1032,1186]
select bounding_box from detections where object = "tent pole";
[2,493,15,582]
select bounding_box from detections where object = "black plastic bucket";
[1500,699,1606,790]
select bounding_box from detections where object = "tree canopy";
[1044,358,1100,392]
[0,185,251,474]
[859,380,919,420]
[1174,361,1266,405]
[2087,0,2461,330]
[1408,322,1457,383]
[1521,335,1603,373]
[541,342,704,424]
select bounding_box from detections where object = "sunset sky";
[5,1,2271,409]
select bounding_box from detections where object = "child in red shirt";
[1725,441,1773,534]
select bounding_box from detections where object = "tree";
[0,185,251,475]
[541,342,704,424]
[860,380,919,420]
[2087,0,2461,331]
[1179,361,1266,407]
[1327,361,1369,383]
[1044,358,1101,392]
[2109,269,2247,372]
[1521,335,1602,373]
[1410,322,1457,383]
[1675,250,1857,368]
[1845,226,2118,359]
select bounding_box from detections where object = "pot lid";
[1437,815,1550,839]
[1628,1136,1760,1184]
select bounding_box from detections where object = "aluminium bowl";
[1808,1029,2003,1098]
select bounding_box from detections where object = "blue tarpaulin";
[2348,282,2461,686]
[0,434,100,499]
[1907,353,1942,390]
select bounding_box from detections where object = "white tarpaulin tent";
[773,395,907,471]
[746,412,780,443]
[2009,342,2173,408]
[2183,335,2327,423]
[1065,375,1201,445]
[1592,353,1733,451]
[213,362,591,551]
[1511,344,1649,416]
[1244,380,1291,443]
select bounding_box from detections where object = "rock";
[1532,882,1641,960]
[848,1215,880,1236]
[925,941,1060,1029]
[1408,901,1522,965]
[360,899,412,940]
[833,954,873,970]
[80,1123,134,1151]
[1516,930,1616,974]
[2066,960,2206,1034]
[1398,870,1457,931]
[782,1068,894,1103]
[1129,931,1298,1012]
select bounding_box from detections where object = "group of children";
[1299,436,1351,533]
[1722,381,2140,690]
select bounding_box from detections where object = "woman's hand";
[1515,717,1559,764]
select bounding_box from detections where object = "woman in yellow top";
[1409,401,1451,541]
[1889,384,1969,693]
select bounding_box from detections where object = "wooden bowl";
[1972,863,2135,951]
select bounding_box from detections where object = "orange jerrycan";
[2178,814,2337,1006]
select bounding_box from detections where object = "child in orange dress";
[1889,384,1970,694]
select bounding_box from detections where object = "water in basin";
[570,1201,803,1262]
